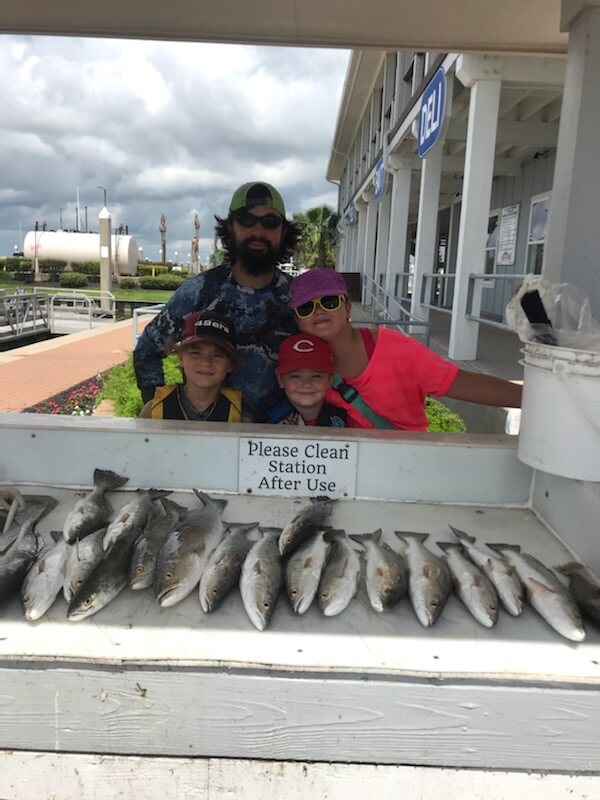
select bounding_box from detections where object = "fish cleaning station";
[1,1,600,798]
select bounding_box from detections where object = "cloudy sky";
[0,36,349,263]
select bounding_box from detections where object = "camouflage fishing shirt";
[133,264,298,418]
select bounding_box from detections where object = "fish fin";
[554,561,585,575]
[394,531,429,543]
[487,542,521,555]
[50,530,62,543]
[529,577,558,594]
[436,541,458,553]
[448,524,475,544]
[303,556,315,569]
[94,468,129,491]
[421,564,431,578]
[149,489,172,501]
[473,574,483,588]
[253,562,263,576]
[310,496,335,505]
[260,526,282,536]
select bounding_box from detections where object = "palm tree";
[293,205,340,268]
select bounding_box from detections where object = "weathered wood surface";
[0,751,598,799]
[0,666,600,771]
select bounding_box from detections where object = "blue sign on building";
[374,156,386,201]
[418,68,447,159]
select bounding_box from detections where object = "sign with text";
[239,437,358,498]
[418,68,447,159]
[496,203,520,266]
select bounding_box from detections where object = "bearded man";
[134,182,300,418]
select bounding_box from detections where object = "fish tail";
[148,489,172,501]
[394,531,429,543]
[436,541,458,552]
[487,542,521,555]
[94,469,129,491]
[448,524,475,544]
[554,561,585,575]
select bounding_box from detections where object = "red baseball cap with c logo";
[277,333,334,375]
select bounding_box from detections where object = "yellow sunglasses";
[294,294,347,319]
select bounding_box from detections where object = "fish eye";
[211,588,218,597]
[136,566,144,574]
[321,591,329,599]
[431,600,438,607]
[165,572,172,580]
[290,589,297,596]
[263,602,270,609]
[83,597,93,607]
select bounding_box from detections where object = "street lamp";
[174,250,179,265]
[97,185,107,207]
[138,246,144,263]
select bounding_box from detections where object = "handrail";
[132,303,164,347]
[361,273,430,345]
[0,291,50,340]
[48,289,116,330]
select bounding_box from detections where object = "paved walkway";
[0,319,146,413]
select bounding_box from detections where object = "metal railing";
[361,273,431,345]
[132,303,164,347]
[48,289,116,331]
[466,273,527,330]
[0,290,50,341]
[421,272,455,315]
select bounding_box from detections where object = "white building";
[329,35,599,361]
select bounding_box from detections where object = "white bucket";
[518,341,600,482]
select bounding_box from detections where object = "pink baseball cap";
[277,334,334,375]
[290,267,349,308]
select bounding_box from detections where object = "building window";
[526,193,551,274]
[484,211,500,274]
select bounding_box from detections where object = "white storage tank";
[23,230,138,275]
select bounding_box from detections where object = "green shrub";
[137,264,169,277]
[139,274,186,290]
[119,277,137,289]
[19,258,33,270]
[39,259,66,273]
[59,272,88,288]
[425,398,467,433]
[77,261,100,275]
[99,354,181,417]
[6,257,23,269]
[0,270,10,281]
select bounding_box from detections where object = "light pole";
[97,185,107,208]
[174,250,179,265]
[138,246,144,263]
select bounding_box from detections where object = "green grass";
[0,280,175,302]
[99,354,182,417]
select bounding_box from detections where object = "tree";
[293,205,340,268]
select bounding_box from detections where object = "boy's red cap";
[277,334,334,375]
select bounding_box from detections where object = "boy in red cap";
[139,310,250,422]
[274,333,347,427]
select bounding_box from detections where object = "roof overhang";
[0,1,567,52]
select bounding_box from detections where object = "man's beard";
[233,236,282,276]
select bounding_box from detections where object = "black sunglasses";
[233,211,284,230]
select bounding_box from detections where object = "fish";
[437,541,499,628]
[0,504,45,604]
[488,544,585,642]
[153,491,226,608]
[318,530,361,617]
[63,528,106,603]
[129,498,187,591]
[449,525,524,616]
[103,489,171,551]
[21,534,69,621]
[63,469,129,543]
[0,494,58,555]
[351,529,408,613]
[240,528,283,630]
[199,522,260,613]
[554,562,600,626]
[395,532,452,627]
[278,498,335,557]
[0,486,25,535]
[285,530,331,614]
[67,531,138,621]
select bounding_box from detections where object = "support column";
[362,188,378,282]
[374,188,391,287]
[385,161,412,299]
[98,207,112,312]
[543,2,600,316]
[449,55,502,361]
[411,143,443,320]
[354,198,367,274]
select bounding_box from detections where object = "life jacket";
[150,384,242,422]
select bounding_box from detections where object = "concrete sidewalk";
[0,320,143,413]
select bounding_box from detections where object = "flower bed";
[23,376,104,416]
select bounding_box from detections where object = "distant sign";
[374,156,386,201]
[239,437,358,498]
[418,68,447,159]
[496,204,520,266]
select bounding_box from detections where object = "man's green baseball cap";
[229,182,286,217]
